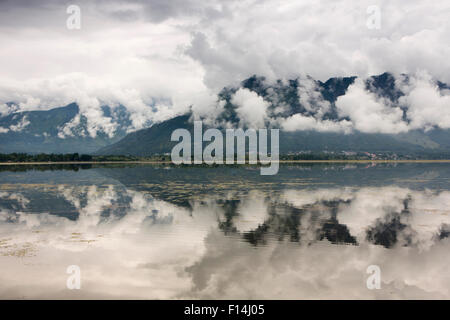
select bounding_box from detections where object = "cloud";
[231,88,269,128]
[0,1,209,137]
[297,76,331,117]
[9,116,30,132]
[332,72,450,134]
[1,183,450,298]
[0,73,193,138]
[188,90,225,126]
[279,76,355,133]
[281,114,352,133]
[335,79,409,134]
[185,0,450,88]
[189,71,449,134]
[401,72,450,131]
[185,187,450,299]
[0,0,449,137]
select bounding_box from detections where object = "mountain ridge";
[97,72,450,156]
[0,103,131,154]
[1,72,449,156]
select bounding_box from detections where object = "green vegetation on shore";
[0,153,171,163]
[1,151,450,164]
[0,153,93,162]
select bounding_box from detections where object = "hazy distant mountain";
[0,103,131,154]
[98,73,450,156]
[96,113,450,156]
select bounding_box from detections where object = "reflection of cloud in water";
[0,185,449,299]
[187,232,450,299]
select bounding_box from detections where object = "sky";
[0,0,449,136]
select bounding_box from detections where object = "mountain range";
[1,72,449,156]
[0,103,131,154]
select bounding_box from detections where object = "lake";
[0,163,449,299]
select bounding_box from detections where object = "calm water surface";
[0,163,449,299]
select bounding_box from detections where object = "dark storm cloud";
[0,0,228,24]
[105,0,230,23]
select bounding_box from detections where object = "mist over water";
[0,163,449,299]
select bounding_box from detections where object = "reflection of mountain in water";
[366,197,414,248]
[2,165,450,299]
[1,181,449,250]
[1,163,450,250]
[219,199,357,246]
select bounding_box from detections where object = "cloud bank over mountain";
[0,0,449,137]
[192,71,450,135]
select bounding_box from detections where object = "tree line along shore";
[1,152,450,164]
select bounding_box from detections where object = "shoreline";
[1,159,450,165]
